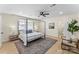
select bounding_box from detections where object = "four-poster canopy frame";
[18,18,46,46]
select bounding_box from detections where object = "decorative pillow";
[29,30,32,33]
[26,30,32,33]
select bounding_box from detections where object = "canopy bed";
[18,18,46,46]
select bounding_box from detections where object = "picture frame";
[49,23,55,29]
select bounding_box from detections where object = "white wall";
[44,14,79,39]
[1,14,43,42]
[2,13,79,42]
[0,15,2,47]
[2,14,26,42]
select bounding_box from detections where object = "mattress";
[27,32,44,42]
[27,32,43,37]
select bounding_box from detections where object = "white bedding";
[28,32,43,37]
[19,32,44,46]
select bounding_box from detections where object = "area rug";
[15,38,57,54]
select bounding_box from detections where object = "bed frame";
[18,18,46,46]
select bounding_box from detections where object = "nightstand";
[9,35,19,41]
[61,39,79,53]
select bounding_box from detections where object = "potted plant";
[67,19,79,43]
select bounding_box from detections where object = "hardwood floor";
[0,36,74,54]
[46,36,74,54]
[0,41,18,54]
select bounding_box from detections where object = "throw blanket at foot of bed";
[15,38,57,54]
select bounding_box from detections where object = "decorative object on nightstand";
[9,35,19,41]
[67,19,79,42]
[61,19,79,53]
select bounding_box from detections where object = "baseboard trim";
[46,35,60,40]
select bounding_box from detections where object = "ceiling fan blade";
[50,4,56,7]
[43,15,46,17]
[45,13,49,15]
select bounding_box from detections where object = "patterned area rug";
[15,38,57,54]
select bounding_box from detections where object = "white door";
[0,16,2,47]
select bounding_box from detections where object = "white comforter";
[19,32,44,46]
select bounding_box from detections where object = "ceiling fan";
[39,11,49,17]
[39,4,56,17]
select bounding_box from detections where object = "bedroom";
[0,4,79,54]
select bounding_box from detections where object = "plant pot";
[71,34,75,39]
[69,34,76,43]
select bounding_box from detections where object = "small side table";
[61,39,79,53]
[9,35,19,41]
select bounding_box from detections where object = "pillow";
[26,30,32,33]
[29,30,32,33]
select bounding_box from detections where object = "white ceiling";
[0,4,79,19]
